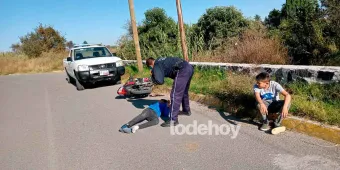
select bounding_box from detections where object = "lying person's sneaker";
[119,124,129,132]
[122,127,133,133]
[131,125,139,133]
[271,126,286,135]
[161,120,179,127]
[260,123,270,131]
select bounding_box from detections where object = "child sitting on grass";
[119,99,170,134]
[253,72,292,135]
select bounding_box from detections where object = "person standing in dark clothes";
[146,57,194,127]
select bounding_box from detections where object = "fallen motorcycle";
[117,76,153,98]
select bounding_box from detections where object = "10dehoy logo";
[170,120,241,139]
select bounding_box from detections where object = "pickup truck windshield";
[74,47,113,60]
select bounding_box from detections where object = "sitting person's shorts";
[257,100,291,118]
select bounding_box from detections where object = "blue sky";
[0,0,286,52]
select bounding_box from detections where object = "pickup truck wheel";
[73,71,86,91]
[65,69,71,84]
[76,79,85,91]
[112,76,121,85]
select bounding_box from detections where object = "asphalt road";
[0,72,339,170]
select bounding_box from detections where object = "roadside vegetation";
[116,1,340,66]
[2,1,340,76]
[1,0,339,126]
[124,64,340,127]
[0,51,65,75]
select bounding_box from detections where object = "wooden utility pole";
[128,0,143,72]
[176,0,189,62]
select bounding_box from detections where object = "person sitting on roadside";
[253,72,292,135]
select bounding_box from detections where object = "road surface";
[0,72,339,170]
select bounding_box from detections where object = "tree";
[116,35,136,60]
[195,6,249,50]
[321,0,340,48]
[123,20,133,37]
[116,8,179,59]
[10,43,21,53]
[83,41,88,44]
[320,0,340,65]
[137,7,179,58]
[66,41,74,50]
[254,15,262,22]
[15,23,66,58]
[264,9,283,29]
[279,0,334,65]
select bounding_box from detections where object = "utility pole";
[128,0,143,72]
[176,0,189,62]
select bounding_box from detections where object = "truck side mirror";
[67,57,72,61]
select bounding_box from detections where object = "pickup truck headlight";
[116,60,124,67]
[78,65,89,71]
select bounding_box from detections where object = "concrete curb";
[281,118,340,144]
[152,87,340,144]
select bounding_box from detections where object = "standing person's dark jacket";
[151,57,186,85]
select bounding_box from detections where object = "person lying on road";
[119,99,170,134]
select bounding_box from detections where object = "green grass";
[123,64,340,127]
[285,82,340,126]
[121,64,152,80]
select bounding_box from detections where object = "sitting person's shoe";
[161,120,179,127]
[260,123,270,131]
[271,126,286,135]
[119,124,129,132]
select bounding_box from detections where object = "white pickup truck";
[63,44,125,91]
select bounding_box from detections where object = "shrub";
[12,24,66,58]
[193,23,289,64]
[195,6,249,50]
[223,28,289,64]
